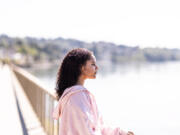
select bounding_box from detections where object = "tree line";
[0,34,180,67]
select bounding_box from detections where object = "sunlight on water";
[85,62,180,135]
[30,61,180,135]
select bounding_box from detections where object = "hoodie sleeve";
[59,91,102,135]
[99,114,128,135]
[88,93,128,135]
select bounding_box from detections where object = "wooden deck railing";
[11,65,59,135]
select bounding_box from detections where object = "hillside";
[0,34,180,68]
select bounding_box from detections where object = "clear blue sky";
[0,0,180,49]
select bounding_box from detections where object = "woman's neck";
[76,75,85,86]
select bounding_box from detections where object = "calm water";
[29,61,180,135]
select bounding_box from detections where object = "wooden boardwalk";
[0,64,23,134]
[0,64,47,135]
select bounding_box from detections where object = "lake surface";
[28,61,180,135]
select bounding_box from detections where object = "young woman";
[52,48,134,135]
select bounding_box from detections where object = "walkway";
[0,64,23,134]
[0,63,47,135]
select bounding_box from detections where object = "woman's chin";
[89,75,96,79]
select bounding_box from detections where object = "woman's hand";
[127,131,134,135]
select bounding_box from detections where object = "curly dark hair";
[55,48,93,100]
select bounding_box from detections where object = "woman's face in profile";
[81,55,98,79]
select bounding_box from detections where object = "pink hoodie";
[52,85,128,135]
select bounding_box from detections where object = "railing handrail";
[10,64,59,135]
[10,64,57,100]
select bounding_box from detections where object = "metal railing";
[11,65,59,135]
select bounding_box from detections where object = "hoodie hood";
[52,85,87,120]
